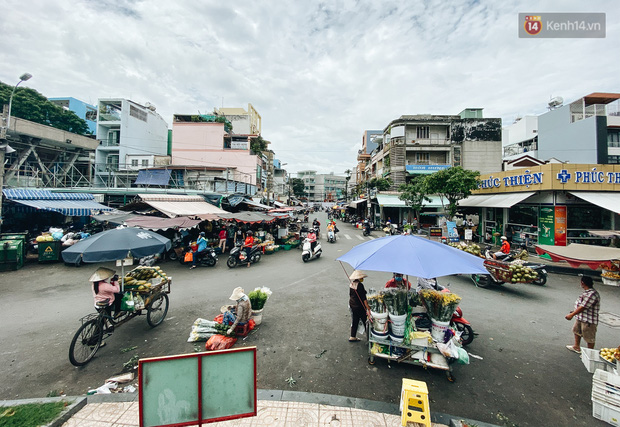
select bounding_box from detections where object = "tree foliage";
[367,177,392,191]
[398,175,431,228]
[289,178,306,198]
[425,166,480,220]
[250,136,268,155]
[0,81,91,135]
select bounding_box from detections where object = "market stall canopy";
[219,211,276,223]
[2,189,114,216]
[124,215,201,231]
[61,227,171,264]
[588,230,620,238]
[92,212,141,226]
[535,243,620,270]
[138,194,227,217]
[337,234,488,279]
[349,199,367,208]
[457,192,535,208]
[242,198,273,211]
[376,194,444,208]
[134,169,171,186]
[569,192,620,215]
[273,201,287,208]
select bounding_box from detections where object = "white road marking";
[344,234,352,240]
[356,235,365,240]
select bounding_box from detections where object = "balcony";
[407,138,450,146]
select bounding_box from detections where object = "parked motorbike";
[451,307,475,346]
[301,237,322,262]
[181,247,218,267]
[227,244,262,268]
[166,237,185,261]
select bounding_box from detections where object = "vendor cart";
[69,266,171,366]
[471,259,546,288]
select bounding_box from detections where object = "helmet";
[501,236,507,240]
[247,230,253,236]
[200,232,205,236]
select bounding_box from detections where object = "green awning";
[376,194,444,208]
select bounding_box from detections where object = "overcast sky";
[1,0,617,175]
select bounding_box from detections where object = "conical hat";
[229,287,245,300]
[89,267,115,282]
[349,270,367,281]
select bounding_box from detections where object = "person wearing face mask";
[384,272,412,290]
[348,270,370,342]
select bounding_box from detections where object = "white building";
[95,99,169,187]
[502,116,539,159]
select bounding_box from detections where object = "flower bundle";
[367,293,386,313]
[382,289,408,315]
[419,289,461,322]
[248,287,272,310]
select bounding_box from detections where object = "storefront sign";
[479,170,543,189]
[538,207,555,245]
[556,167,620,184]
[447,221,459,242]
[430,227,442,237]
[554,206,567,246]
[464,229,473,240]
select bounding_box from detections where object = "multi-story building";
[298,170,317,201]
[94,98,169,187]
[371,109,502,188]
[502,115,538,159]
[297,171,347,202]
[48,97,98,134]
[357,130,381,185]
[214,104,261,135]
[272,159,288,201]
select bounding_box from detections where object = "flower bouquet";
[248,287,272,310]
[367,293,386,313]
[419,289,461,322]
[382,289,408,316]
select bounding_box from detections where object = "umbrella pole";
[121,262,125,293]
[339,261,352,284]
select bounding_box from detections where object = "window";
[417,126,429,139]
[416,153,430,163]
[608,131,620,148]
[609,155,620,164]
[141,159,149,167]
[131,159,138,167]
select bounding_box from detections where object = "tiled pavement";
[60,400,448,426]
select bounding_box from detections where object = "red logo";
[524,15,542,35]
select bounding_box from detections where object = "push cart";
[69,266,171,366]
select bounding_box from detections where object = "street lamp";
[6,73,32,132]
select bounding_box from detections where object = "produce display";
[448,242,481,256]
[123,266,169,292]
[483,260,539,283]
[367,293,386,313]
[599,346,620,364]
[248,287,272,310]
[506,264,539,283]
[419,290,461,322]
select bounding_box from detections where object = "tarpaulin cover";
[92,213,141,225]
[124,215,201,231]
[138,194,227,217]
[219,211,276,223]
[134,169,171,186]
[337,234,488,279]
[243,198,273,211]
[61,227,171,264]
[535,243,620,270]
[3,189,113,216]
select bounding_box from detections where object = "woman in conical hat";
[91,267,121,322]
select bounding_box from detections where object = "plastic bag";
[184,252,193,262]
[133,294,145,310]
[120,292,135,312]
[456,347,470,365]
[204,334,237,351]
[357,319,365,336]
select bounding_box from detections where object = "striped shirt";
[574,288,600,324]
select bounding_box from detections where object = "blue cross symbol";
[557,169,571,184]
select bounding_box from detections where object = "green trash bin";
[38,240,62,262]
[0,239,25,271]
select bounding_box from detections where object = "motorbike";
[327,229,336,243]
[301,237,322,262]
[227,244,262,268]
[472,246,548,287]
[450,307,475,346]
[166,237,185,261]
[181,247,218,267]
[362,222,372,236]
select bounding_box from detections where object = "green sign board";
[538,207,555,245]
[139,347,257,427]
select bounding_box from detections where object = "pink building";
[171,115,263,188]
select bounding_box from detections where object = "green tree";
[0,81,91,135]
[250,136,268,155]
[398,175,431,230]
[367,177,392,191]
[425,166,480,220]
[289,178,306,198]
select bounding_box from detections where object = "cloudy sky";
[1,0,617,175]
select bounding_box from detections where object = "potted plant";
[248,287,272,325]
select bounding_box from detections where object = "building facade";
[94,98,169,187]
[49,97,98,134]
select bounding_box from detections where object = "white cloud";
[1,0,617,176]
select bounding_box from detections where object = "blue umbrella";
[62,227,171,264]
[336,234,487,279]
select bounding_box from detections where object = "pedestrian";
[566,275,600,353]
[226,222,236,252]
[218,227,227,253]
[348,270,370,342]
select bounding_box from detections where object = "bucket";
[371,311,388,320]
[411,306,427,314]
[431,319,450,342]
[390,333,404,343]
[390,323,406,336]
[388,313,407,325]
[251,308,264,326]
[371,329,389,340]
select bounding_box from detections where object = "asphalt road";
[0,212,617,427]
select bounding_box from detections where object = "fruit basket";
[483,260,540,283]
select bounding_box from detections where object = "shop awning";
[535,243,620,269]
[92,212,141,225]
[138,194,227,218]
[569,192,620,215]
[458,192,535,208]
[349,199,367,208]
[243,198,273,211]
[134,169,171,186]
[3,189,114,216]
[273,201,287,208]
[124,215,201,231]
[588,230,620,238]
[376,194,444,208]
[219,211,276,223]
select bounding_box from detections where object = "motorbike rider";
[515,243,529,261]
[416,277,446,292]
[313,218,321,229]
[307,228,318,252]
[190,232,208,269]
[243,230,255,267]
[385,272,412,290]
[493,236,511,260]
[363,219,371,235]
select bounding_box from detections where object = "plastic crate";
[582,348,616,373]
[594,369,620,388]
[602,277,620,287]
[592,399,620,426]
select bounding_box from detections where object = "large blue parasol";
[61,227,171,265]
[336,234,487,279]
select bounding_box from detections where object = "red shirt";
[219,230,226,239]
[384,278,411,290]
[501,240,510,254]
[244,236,254,247]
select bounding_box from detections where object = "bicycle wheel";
[147,293,169,327]
[69,319,103,366]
